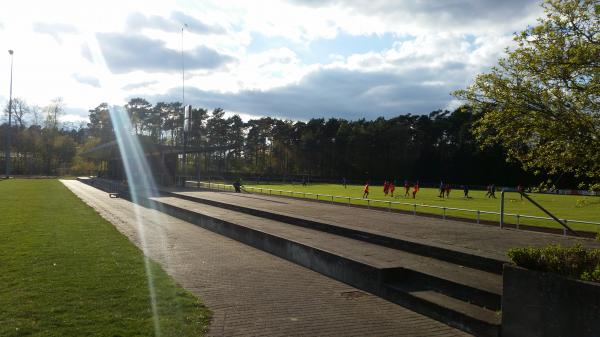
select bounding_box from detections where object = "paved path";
[173,190,600,262]
[62,180,471,337]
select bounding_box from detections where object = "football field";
[217,182,600,233]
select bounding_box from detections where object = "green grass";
[0,179,211,337]
[207,181,600,233]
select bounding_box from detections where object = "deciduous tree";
[454,0,600,188]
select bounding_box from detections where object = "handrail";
[500,189,577,235]
[190,181,600,233]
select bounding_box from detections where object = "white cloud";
[0,0,542,122]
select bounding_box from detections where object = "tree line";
[0,95,585,188]
[85,98,539,187]
[0,97,94,176]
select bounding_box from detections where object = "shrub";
[508,244,600,283]
[581,265,600,282]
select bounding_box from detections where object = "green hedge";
[508,244,600,283]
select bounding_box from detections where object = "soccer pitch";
[230,182,600,233]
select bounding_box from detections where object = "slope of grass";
[207,181,600,232]
[0,179,211,337]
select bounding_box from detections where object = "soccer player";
[363,182,369,199]
[233,180,242,193]
[404,179,410,197]
[517,184,523,200]
[490,184,497,198]
[463,184,470,198]
[445,183,451,198]
[412,181,419,199]
[383,180,389,196]
[438,181,445,198]
[389,181,395,197]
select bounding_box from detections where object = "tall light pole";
[181,24,188,186]
[4,49,14,178]
[181,24,187,111]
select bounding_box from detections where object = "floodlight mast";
[4,50,14,178]
[182,24,187,110]
[181,24,188,186]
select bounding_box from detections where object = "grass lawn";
[0,179,211,337]
[204,181,600,233]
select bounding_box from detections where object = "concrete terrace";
[168,189,600,262]
[67,178,600,337]
[63,180,471,337]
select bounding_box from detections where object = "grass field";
[205,181,600,233]
[0,179,211,337]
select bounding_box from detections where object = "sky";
[0,0,543,124]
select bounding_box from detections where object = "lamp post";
[4,50,13,178]
[181,24,188,187]
[181,24,187,110]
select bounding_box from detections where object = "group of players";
[362,180,420,199]
[361,180,512,200]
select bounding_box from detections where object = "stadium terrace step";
[162,189,506,274]
[145,195,501,337]
[382,283,501,337]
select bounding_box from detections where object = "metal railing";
[190,181,600,235]
[500,189,577,235]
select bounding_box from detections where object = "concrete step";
[164,190,505,274]
[383,267,500,311]
[146,195,501,336]
[383,283,500,337]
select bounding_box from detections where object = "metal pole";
[182,26,185,116]
[521,192,577,235]
[5,50,13,178]
[181,24,187,187]
[500,190,505,228]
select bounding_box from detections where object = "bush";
[508,244,600,283]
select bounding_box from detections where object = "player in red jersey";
[412,181,419,199]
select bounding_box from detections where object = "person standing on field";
[383,180,389,196]
[517,184,523,200]
[404,179,410,197]
[363,182,370,199]
[438,181,445,198]
[412,181,419,199]
[389,181,395,197]
[445,183,451,198]
[490,184,497,199]
[463,184,470,198]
